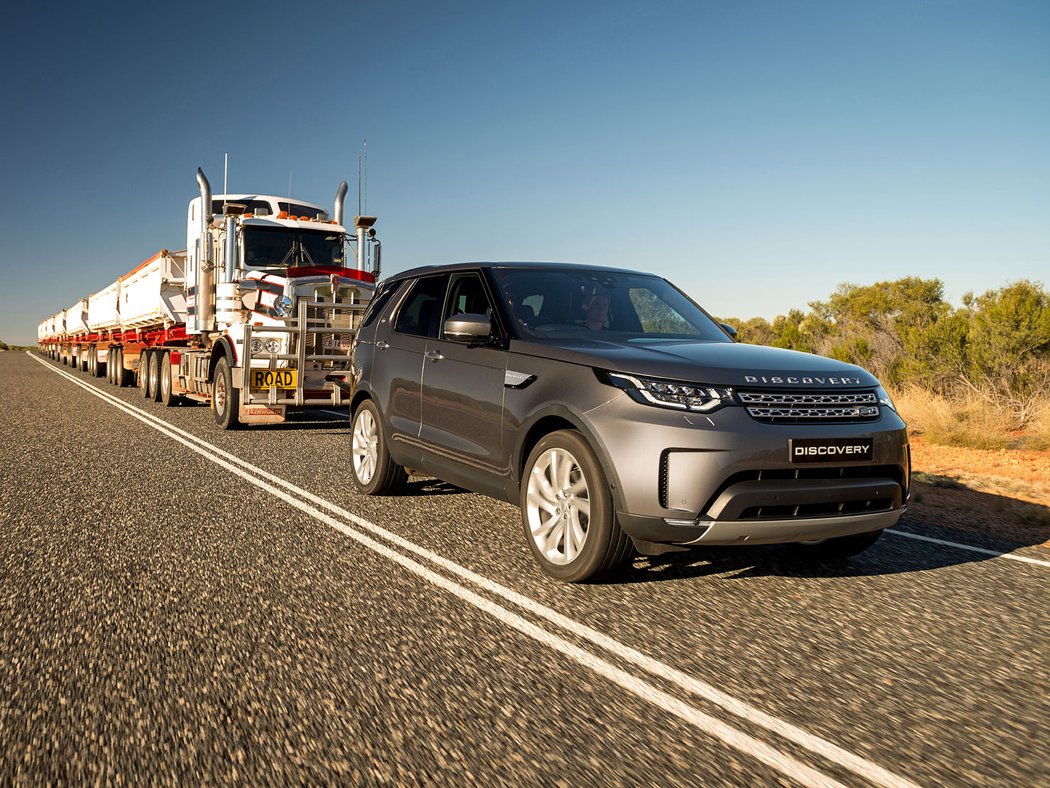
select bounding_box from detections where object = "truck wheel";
[350,399,405,495]
[139,351,152,397]
[115,349,130,387]
[159,352,179,407]
[79,351,88,373]
[94,350,105,378]
[109,350,119,385]
[787,529,884,560]
[148,351,162,402]
[212,355,241,430]
[87,351,96,377]
[520,430,632,582]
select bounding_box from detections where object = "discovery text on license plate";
[789,437,873,462]
[250,369,298,389]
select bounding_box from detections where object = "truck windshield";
[242,226,346,268]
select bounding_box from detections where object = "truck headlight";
[603,371,735,413]
[273,295,293,318]
[251,338,264,354]
[265,338,281,354]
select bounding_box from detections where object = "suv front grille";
[738,390,880,423]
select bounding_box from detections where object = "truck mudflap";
[240,296,366,410]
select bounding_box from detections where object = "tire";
[139,351,152,397]
[148,351,162,402]
[787,529,884,560]
[87,350,96,377]
[114,349,128,387]
[159,352,178,407]
[212,355,241,430]
[350,399,406,495]
[93,350,105,378]
[107,350,115,384]
[520,430,632,582]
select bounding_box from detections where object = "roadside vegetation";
[721,278,1050,450]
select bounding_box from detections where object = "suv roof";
[383,261,654,283]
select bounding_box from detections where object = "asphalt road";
[1,350,1046,785]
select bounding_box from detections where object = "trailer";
[38,167,380,428]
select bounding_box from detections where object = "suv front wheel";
[521,430,633,582]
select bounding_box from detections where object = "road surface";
[1,351,1046,785]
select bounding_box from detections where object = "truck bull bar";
[241,297,366,409]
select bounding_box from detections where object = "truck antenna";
[288,169,293,198]
[363,138,367,215]
[223,152,228,209]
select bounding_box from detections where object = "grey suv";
[350,263,909,582]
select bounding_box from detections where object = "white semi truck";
[38,168,379,428]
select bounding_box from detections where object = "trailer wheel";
[116,349,131,388]
[80,351,88,373]
[139,351,152,398]
[148,351,162,402]
[107,350,116,384]
[159,352,179,407]
[93,349,105,378]
[213,355,241,430]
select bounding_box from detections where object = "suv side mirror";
[720,322,738,340]
[443,313,492,343]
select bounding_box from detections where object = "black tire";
[520,430,632,582]
[787,529,884,560]
[212,355,241,430]
[115,349,131,387]
[87,350,96,377]
[159,352,179,407]
[139,351,152,397]
[93,349,105,378]
[106,350,115,384]
[148,351,162,402]
[350,399,406,495]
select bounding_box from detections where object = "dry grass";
[892,386,1050,450]
[892,387,1015,449]
[1023,400,1050,451]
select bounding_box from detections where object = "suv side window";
[442,273,495,332]
[393,274,448,337]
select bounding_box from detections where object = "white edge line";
[31,352,920,788]
[886,529,1050,568]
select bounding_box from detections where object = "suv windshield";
[491,268,731,342]
[242,226,346,268]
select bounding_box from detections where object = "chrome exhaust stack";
[196,168,215,331]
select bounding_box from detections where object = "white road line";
[886,529,1050,568]
[316,409,349,420]
[32,353,920,788]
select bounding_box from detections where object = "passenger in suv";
[350,263,910,582]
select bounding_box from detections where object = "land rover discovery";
[349,263,909,582]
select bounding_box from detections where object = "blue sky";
[2,0,1047,344]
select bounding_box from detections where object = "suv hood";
[510,338,880,388]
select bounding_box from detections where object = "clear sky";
[2,0,1047,345]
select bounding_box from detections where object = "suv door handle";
[425,350,444,362]
[376,341,389,350]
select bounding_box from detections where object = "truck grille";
[738,390,880,423]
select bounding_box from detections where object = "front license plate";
[790,437,873,463]
[250,369,298,389]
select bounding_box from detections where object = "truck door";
[419,271,509,496]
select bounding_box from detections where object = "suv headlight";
[604,372,735,413]
[875,385,897,412]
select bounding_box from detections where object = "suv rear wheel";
[521,430,632,582]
